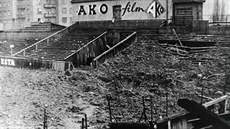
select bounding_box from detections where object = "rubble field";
[0,36,229,129]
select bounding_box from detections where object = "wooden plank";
[178,99,230,129]
[92,32,136,67]
[203,95,229,108]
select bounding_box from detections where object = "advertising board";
[72,0,172,21]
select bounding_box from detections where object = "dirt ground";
[0,66,107,129]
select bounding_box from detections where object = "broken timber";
[157,94,230,129]
[178,99,230,129]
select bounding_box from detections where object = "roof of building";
[172,0,206,3]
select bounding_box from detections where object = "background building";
[0,0,73,31]
[0,0,17,30]
[58,0,73,27]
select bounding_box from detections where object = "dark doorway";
[113,5,122,21]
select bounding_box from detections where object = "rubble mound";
[0,35,229,129]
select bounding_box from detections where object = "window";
[176,8,192,15]
[62,0,67,5]
[70,17,72,23]
[38,0,42,5]
[7,1,10,6]
[37,8,42,14]
[113,5,122,21]
[8,10,10,15]
[70,8,72,14]
[62,17,67,23]
[0,3,2,8]
[62,8,67,14]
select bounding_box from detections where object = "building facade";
[58,0,73,27]
[0,0,17,30]
[0,0,73,31]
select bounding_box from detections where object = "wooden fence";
[0,56,73,71]
[64,31,108,67]
[91,32,136,68]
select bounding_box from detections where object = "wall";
[72,0,173,22]
[208,25,230,35]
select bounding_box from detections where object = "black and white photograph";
[0,0,230,128]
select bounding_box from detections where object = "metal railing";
[91,32,136,68]
[12,22,75,57]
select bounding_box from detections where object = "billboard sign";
[72,0,170,21]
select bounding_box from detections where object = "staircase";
[22,22,65,32]
[11,20,138,69]
[0,39,40,56]
[27,30,102,60]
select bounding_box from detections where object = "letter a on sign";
[147,0,165,18]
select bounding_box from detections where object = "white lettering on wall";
[1,58,15,66]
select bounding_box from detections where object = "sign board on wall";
[0,58,15,66]
[72,0,172,21]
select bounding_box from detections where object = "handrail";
[12,24,71,56]
[93,32,136,61]
[64,31,107,60]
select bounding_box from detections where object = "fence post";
[23,50,26,57]
[47,38,49,45]
[85,114,88,129]
[43,105,48,129]
[166,91,168,117]
[36,44,38,52]
[139,96,147,122]
[81,118,85,129]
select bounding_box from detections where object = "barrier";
[91,32,136,68]
[64,31,108,67]
[0,56,72,71]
